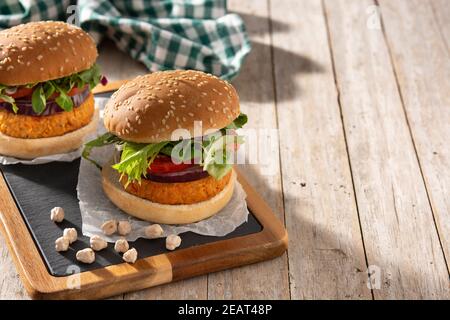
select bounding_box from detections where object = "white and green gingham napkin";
[0,0,251,80]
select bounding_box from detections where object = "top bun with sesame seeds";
[0,21,97,86]
[103,70,240,143]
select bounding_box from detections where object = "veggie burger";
[0,21,102,159]
[84,70,247,224]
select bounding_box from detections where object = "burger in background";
[83,70,247,224]
[0,21,104,159]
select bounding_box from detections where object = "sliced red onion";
[100,75,108,86]
[0,87,90,116]
[145,165,209,183]
[5,87,17,95]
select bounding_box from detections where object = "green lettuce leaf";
[202,135,236,180]
[53,83,74,111]
[112,141,169,186]
[83,112,248,182]
[225,113,248,130]
[82,132,123,169]
[31,85,46,114]
[0,93,18,113]
[0,63,102,114]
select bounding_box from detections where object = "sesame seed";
[37,55,43,60]
[158,100,164,103]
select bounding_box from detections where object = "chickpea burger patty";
[0,94,95,139]
[121,170,232,205]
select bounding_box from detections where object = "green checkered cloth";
[0,0,251,80]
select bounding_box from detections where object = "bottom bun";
[0,108,99,159]
[102,164,236,224]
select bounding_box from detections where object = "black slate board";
[0,160,262,276]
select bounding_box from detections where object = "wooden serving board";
[0,82,287,299]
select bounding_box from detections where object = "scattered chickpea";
[76,248,95,264]
[114,238,129,253]
[145,224,164,239]
[117,220,132,236]
[63,228,77,244]
[90,235,108,251]
[101,220,117,235]
[166,234,182,251]
[50,207,65,223]
[55,236,69,252]
[123,248,138,264]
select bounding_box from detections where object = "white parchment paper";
[76,99,249,242]
[77,145,249,242]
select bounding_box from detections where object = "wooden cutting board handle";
[92,79,129,94]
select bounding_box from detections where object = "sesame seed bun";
[103,70,240,143]
[102,163,236,224]
[0,108,99,159]
[0,21,98,86]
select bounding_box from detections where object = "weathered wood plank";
[378,0,450,276]
[430,0,450,51]
[207,0,290,300]
[324,0,450,299]
[270,0,371,299]
[0,234,29,299]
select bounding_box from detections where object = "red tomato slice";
[147,155,194,174]
[67,86,85,96]
[48,85,87,99]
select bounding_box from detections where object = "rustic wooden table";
[1,0,449,299]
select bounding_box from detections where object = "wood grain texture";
[430,0,450,52]
[206,0,290,300]
[270,0,371,299]
[0,233,29,300]
[378,0,450,275]
[324,0,450,299]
